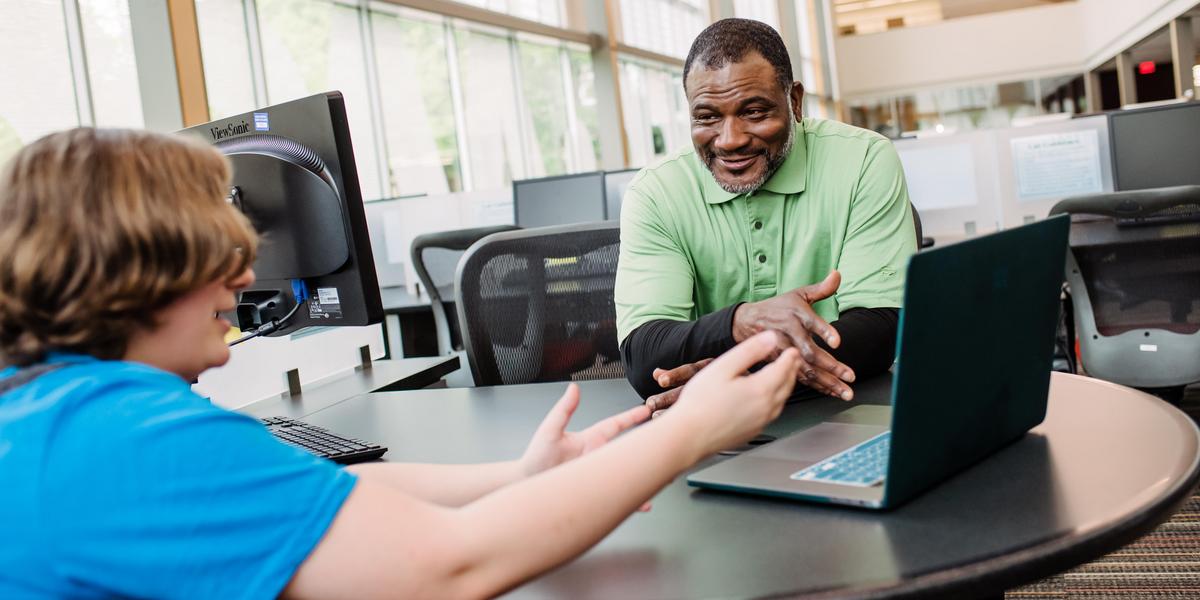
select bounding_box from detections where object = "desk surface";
[304,373,1200,599]
[239,356,458,419]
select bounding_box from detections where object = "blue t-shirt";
[0,353,357,599]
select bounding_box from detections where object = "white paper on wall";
[896,142,979,211]
[1011,129,1103,202]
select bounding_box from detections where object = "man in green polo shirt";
[615,18,916,407]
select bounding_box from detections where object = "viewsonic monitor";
[181,91,383,336]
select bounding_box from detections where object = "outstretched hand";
[668,331,802,455]
[520,384,650,477]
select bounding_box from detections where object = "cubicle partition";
[894,130,1004,239]
[993,114,1113,228]
[894,114,1114,239]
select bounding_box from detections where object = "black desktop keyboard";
[262,416,388,464]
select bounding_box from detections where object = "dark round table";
[303,372,1200,599]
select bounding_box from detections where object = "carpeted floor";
[1007,385,1200,599]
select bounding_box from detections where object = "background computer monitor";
[181,91,383,336]
[513,171,607,227]
[1110,102,1200,191]
[603,168,639,222]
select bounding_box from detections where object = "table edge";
[762,375,1200,600]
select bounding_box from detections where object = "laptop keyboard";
[790,431,890,487]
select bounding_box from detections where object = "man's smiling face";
[686,51,798,195]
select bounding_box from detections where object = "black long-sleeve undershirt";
[620,306,900,399]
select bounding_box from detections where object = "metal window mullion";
[62,0,95,126]
[243,0,269,106]
[638,64,652,158]
[891,96,900,133]
[358,0,392,197]
[810,0,837,101]
[508,34,532,180]
[559,46,582,173]
[444,21,473,191]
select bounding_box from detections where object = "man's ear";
[789,81,805,121]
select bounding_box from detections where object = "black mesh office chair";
[410,225,520,356]
[455,222,623,386]
[911,203,934,250]
[1049,186,1200,402]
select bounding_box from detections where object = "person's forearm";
[446,414,704,597]
[621,303,741,398]
[347,460,523,507]
[824,307,899,379]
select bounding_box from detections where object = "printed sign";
[1011,130,1103,201]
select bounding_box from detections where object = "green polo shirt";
[615,117,917,345]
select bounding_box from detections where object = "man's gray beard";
[706,118,796,195]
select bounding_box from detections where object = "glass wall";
[80,0,144,128]
[620,59,690,167]
[0,0,78,166]
[453,0,565,27]
[846,75,1086,138]
[194,0,258,121]
[454,24,526,190]
[618,0,708,59]
[371,6,460,195]
[0,0,145,167]
[794,0,832,118]
[734,0,781,32]
[0,0,838,201]
[195,0,601,199]
[255,0,385,200]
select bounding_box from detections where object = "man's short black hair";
[683,18,793,93]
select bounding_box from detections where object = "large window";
[454,24,526,190]
[618,0,708,59]
[255,0,385,200]
[566,47,601,170]
[516,34,600,176]
[734,0,781,32]
[453,0,565,27]
[620,59,690,168]
[195,0,258,120]
[80,0,144,128]
[0,0,144,167]
[195,1,602,198]
[371,6,461,195]
[0,1,77,165]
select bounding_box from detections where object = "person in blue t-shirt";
[0,128,803,599]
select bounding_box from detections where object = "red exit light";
[1139,61,1157,75]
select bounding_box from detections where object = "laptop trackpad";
[753,422,887,463]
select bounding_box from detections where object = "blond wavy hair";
[0,128,258,366]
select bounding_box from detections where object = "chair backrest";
[455,222,624,386]
[908,203,935,250]
[1049,186,1200,388]
[411,225,520,354]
